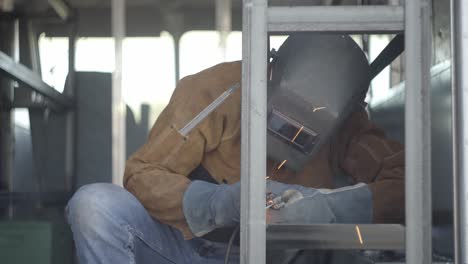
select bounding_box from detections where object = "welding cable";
[224,224,240,264]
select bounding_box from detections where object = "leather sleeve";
[337,109,405,224]
[123,62,241,239]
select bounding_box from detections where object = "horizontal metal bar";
[12,86,61,111]
[266,224,405,250]
[268,6,404,33]
[0,50,73,109]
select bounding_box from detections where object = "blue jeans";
[66,183,239,264]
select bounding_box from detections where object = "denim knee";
[66,183,133,236]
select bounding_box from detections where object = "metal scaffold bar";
[0,50,73,109]
[240,0,268,263]
[111,0,126,186]
[267,224,405,250]
[404,0,432,262]
[268,6,404,33]
[452,0,468,262]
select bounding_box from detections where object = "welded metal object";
[268,6,404,33]
[266,224,405,250]
[404,0,433,262]
[240,0,268,263]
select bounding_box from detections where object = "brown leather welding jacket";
[124,61,405,239]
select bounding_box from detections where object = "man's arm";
[338,109,405,223]
[124,62,241,239]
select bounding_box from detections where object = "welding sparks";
[276,160,288,170]
[291,126,304,143]
[312,106,326,113]
[355,225,364,245]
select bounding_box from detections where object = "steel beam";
[452,0,468,262]
[0,50,72,109]
[404,0,432,262]
[47,0,72,21]
[241,0,267,263]
[268,6,404,33]
[111,0,126,186]
[267,224,405,250]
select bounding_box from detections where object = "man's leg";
[66,183,204,264]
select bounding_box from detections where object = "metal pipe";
[215,0,231,60]
[174,34,180,82]
[452,0,468,262]
[404,0,433,262]
[240,0,267,263]
[268,6,404,33]
[65,22,77,191]
[111,0,126,186]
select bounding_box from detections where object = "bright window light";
[37,33,176,125]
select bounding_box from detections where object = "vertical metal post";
[404,0,433,263]
[164,12,183,82]
[0,17,17,217]
[452,0,468,262]
[215,0,231,60]
[111,0,126,185]
[65,22,77,191]
[174,35,180,82]
[241,0,267,263]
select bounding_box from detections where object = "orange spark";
[355,225,364,245]
[276,160,287,170]
[291,126,304,143]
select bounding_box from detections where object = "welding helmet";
[267,33,371,171]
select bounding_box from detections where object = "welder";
[66,33,404,264]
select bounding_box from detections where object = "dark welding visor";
[267,109,319,155]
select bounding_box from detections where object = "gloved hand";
[267,181,373,225]
[183,180,240,237]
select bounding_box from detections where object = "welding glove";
[182,180,240,237]
[267,181,373,225]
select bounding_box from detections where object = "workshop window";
[179,30,287,79]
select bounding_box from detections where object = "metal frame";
[242,1,433,263]
[452,0,468,262]
[0,50,73,109]
[404,0,433,263]
[268,6,403,33]
[267,224,405,250]
[111,0,126,186]
[240,0,268,263]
